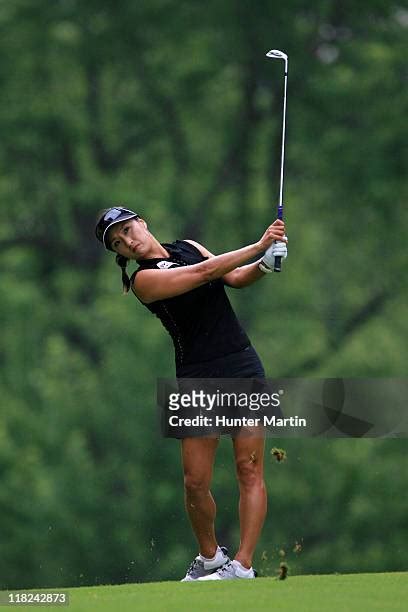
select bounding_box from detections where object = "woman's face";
[108,218,150,259]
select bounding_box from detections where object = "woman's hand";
[257,220,287,251]
[259,240,288,273]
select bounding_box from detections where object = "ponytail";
[116,255,131,294]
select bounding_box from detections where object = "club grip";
[274,203,283,273]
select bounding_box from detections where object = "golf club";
[265,49,288,272]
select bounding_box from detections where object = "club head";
[266,49,288,62]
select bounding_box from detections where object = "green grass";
[3,573,407,612]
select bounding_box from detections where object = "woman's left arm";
[184,240,266,288]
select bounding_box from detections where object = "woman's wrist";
[253,241,265,256]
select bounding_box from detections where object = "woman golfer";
[95,206,287,581]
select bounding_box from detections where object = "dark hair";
[116,254,131,294]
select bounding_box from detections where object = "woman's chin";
[131,248,143,260]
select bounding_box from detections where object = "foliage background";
[0,0,407,588]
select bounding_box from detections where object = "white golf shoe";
[197,559,256,581]
[181,546,230,582]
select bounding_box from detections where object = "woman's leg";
[181,437,220,558]
[232,436,267,568]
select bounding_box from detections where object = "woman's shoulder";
[176,239,205,256]
[160,239,208,261]
[180,239,213,259]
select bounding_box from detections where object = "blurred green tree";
[0,0,406,588]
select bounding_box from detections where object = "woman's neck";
[142,235,169,259]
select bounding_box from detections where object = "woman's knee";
[184,472,211,495]
[235,458,264,489]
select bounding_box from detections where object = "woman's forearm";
[224,260,266,288]
[202,243,263,282]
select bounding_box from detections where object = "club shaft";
[265,50,288,273]
[279,63,288,207]
[274,57,287,273]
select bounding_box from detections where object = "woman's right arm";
[133,220,285,303]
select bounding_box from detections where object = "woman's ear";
[137,218,148,229]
